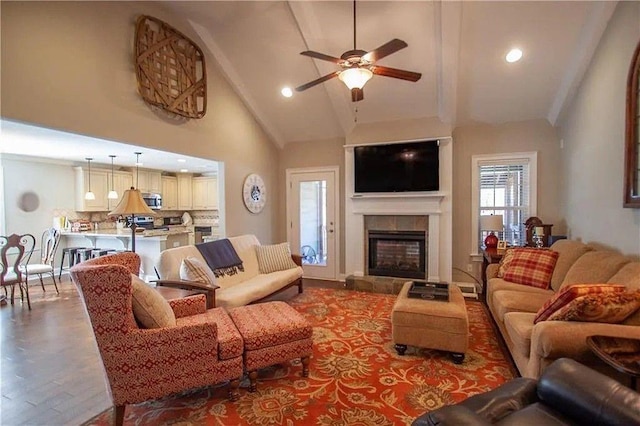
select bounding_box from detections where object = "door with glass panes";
[287,168,338,280]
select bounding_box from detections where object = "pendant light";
[107,155,118,199]
[134,152,142,188]
[84,157,96,200]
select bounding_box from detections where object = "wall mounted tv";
[354,140,439,193]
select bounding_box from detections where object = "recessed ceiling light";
[180,169,188,173]
[281,87,293,98]
[177,159,186,163]
[506,48,523,63]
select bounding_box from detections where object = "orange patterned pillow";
[534,284,626,324]
[502,248,559,289]
[546,290,640,323]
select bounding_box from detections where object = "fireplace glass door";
[368,231,426,279]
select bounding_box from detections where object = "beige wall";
[452,119,562,282]
[1,1,279,242]
[278,137,345,272]
[558,1,640,256]
[346,117,452,145]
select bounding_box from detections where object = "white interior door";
[287,167,338,280]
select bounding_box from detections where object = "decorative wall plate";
[243,174,266,213]
[134,15,207,119]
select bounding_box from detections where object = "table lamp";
[108,187,156,252]
[481,214,504,249]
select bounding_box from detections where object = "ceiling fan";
[295,0,422,102]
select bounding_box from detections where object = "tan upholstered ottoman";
[229,301,313,391]
[392,282,469,363]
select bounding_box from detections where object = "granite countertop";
[61,229,190,238]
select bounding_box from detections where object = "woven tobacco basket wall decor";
[135,15,207,119]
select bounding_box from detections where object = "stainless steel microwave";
[142,193,162,210]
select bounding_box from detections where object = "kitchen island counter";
[61,230,190,280]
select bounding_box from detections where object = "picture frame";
[497,240,508,250]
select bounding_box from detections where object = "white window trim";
[470,151,537,257]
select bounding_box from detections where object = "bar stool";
[59,246,89,280]
[91,249,117,258]
[75,248,95,265]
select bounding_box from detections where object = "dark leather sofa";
[412,358,640,426]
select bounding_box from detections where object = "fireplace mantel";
[344,138,453,282]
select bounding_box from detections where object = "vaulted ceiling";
[168,1,616,147]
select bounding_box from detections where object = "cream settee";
[156,234,303,309]
[486,239,640,379]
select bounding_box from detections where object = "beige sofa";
[155,234,303,309]
[486,239,640,379]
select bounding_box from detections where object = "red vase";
[484,232,498,249]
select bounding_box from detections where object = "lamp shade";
[338,68,373,90]
[108,187,157,217]
[480,214,504,231]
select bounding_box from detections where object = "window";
[471,152,537,254]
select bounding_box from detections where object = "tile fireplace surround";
[344,139,453,283]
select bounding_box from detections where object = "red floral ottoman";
[229,301,313,392]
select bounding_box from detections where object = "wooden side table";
[481,247,504,302]
[154,280,219,309]
[586,335,640,390]
[155,286,201,301]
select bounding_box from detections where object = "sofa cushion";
[560,251,631,289]
[548,240,593,291]
[546,290,640,324]
[534,284,626,324]
[131,275,176,329]
[504,312,536,358]
[493,290,552,322]
[216,266,304,309]
[255,242,298,274]
[157,245,205,281]
[180,257,216,286]
[502,248,559,289]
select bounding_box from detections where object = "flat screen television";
[354,140,439,193]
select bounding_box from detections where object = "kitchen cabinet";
[74,167,109,212]
[192,176,218,210]
[108,171,133,210]
[177,174,193,210]
[136,170,162,193]
[161,176,178,210]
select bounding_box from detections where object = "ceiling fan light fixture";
[339,67,373,90]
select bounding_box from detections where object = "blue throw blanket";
[196,239,244,278]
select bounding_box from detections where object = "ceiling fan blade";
[362,39,408,63]
[371,65,422,82]
[300,51,342,64]
[295,71,340,92]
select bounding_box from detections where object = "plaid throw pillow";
[502,248,559,289]
[179,257,216,286]
[534,284,626,323]
[255,242,298,274]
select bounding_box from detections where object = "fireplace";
[368,230,426,279]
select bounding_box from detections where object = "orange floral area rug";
[86,288,515,425]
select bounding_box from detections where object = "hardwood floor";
[1,275,342,425]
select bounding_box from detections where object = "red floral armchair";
[71,252,243,425]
